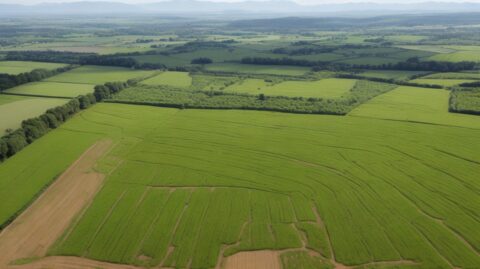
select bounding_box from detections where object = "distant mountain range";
[2,0,480,16]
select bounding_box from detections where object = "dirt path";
[0,140,112,268]
[223,250,281,269]
[10,256,146,269]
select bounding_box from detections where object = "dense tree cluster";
[0,93,96,161]
[242,57,478,72]
[5,51,90,64]
[0,65,75,91]
[449,88,480,115]
[94,80,138,101]
[191,57,213,64]
[459,81,480,87]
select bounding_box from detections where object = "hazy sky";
[2,0,480,5]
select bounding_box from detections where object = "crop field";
[0,96,68,135]
[142,71,192,87]
[205,63,310,76]
[409,78,478,87]
[0,61,67,75]
[0,102,476,269]
[4,82,94,98]
[429,49,480,62]
[350,86,480,128]
[422,72,480,80]
[45,66,155,85]
[224,78,356,98]
[356,70,428,80]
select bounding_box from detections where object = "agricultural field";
[45,66,156,85]
[350,86,480,128]
[4,82,94,98]
[0,96,67,135]
[0,61,67,75]
[409,78,478,87]
[0,103,478,269]
[224,78,356,98]
[1,11,480,269]
[205,63,310,76]
[142,71,192,87]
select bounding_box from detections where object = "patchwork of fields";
[0,101,478,268]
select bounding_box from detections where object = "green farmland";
[0,61,67,75]
[0,96,68,135]
[225,78,356,98]
[0,102,476,269]
[4,82,94,98]
[409,78,477,87]
[142,71,192,87]
[45,66,155,85]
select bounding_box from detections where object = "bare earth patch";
[0,140,112,268]
[223,250,281,269]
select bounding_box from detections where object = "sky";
[2,0,480,5]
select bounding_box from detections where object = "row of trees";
[0,93,96,161]
[336,74,443,89]
[0,65,75,91]
[242,57,478,72]
[94,80,138,101]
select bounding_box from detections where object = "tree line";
[335,74,443,89]
[0,93,96,162]
[0,65,76,91]
[241,57,478,72]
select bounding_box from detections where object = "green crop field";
[142,71,192,87]
[205,63,310,76]
[4,82,94,98]
[350,86,480,128]
[0,61,68,75]
[0,96,68,135]
[357,70,428,80]
[224,78,356,98]
[45,66,155,85]
[0,102,476,268]
[410,78,478,87]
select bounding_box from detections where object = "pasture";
[1,103,466,269]
[142,71,192,87]
[0,61,67,75]
[45,66,155,85]
[349,86,480,128]
[224,78,356,98]
[205,63,310,76]
[410,78,477,87]
[0,96,68,135]
[4,82,94,98]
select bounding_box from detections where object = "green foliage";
[449,88,480,115]
[281,251,333,269]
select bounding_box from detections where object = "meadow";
[205,63,310,76]
[349,86,480,128]
[4,82,94,98]
[224,78,356,98]
[0,102,476,269]
[0,96,68,135]
[0,61,67,75]
[45,66,156,85]
[409,78,477,87]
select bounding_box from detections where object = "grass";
[349,86,480,128]
[4,82,94,98]
[0,61,67,75]
[410,79,477,87]
[0,96,68,135]
[141,71,192,87]
[45,66,155,85]
[429,51,480,62]
[422,72,480,80]
[205,63,310,76]
[224,78,356,98]
[450,88,480,115]
[357,70,428,80]
[0,102,468,268]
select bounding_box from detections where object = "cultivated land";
[4,82,94,98]
[0,61,67,75]
[0,101,478,269]
[45,66,155,85]
[0,96,68,135]
[224,78,356,98]
[1,14,480,269]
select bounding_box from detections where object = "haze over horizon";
[3,0,480,5]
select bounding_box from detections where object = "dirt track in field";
[0,140,112,268]
[223,250,281,269]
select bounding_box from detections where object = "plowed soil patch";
[0,140,112,267]
[223,250,281,269]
